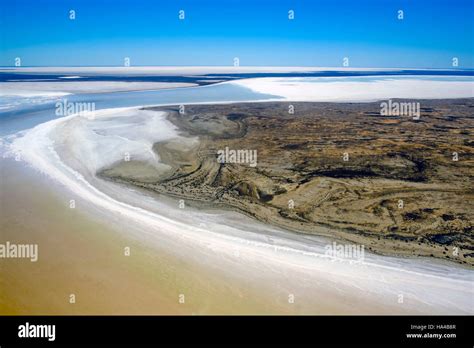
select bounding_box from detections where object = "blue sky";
[1,0,473,68]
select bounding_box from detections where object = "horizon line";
[1,65,473,70]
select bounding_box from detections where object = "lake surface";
[0,83,279,136]
[1,73,473,314]
[1,70,473,136]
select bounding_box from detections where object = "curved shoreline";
[103,100,474,266]
[2,75,474,314]
[3,100,473,314]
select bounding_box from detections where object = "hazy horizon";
[2,65,473,70]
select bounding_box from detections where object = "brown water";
[2,159,468,315]
[0,160,317,314]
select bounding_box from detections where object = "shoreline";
[0,159,295,315]
[230,76,474,102]
[99,100,474,267]
[2,83,473,314]
[8,157,471,315]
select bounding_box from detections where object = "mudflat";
[100,100,474,266]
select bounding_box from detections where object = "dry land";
[100,100,474,265]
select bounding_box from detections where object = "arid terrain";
[100,100,474,265]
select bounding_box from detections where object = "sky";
[0,0,473,68]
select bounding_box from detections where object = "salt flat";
[0,66,409,76]
[4,102,473,314]
[231,76,474,101]
[0,81,196,97]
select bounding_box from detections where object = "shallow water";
[2,73,473,135]
[0,83,280,136]
[1,75,473,314]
